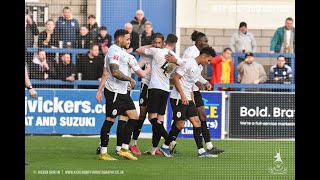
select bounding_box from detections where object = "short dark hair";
[165,34,178,44]
[223,47,232,52]
[37,49,45,54]
[88,14,96,19]
[152,32,164,41]
[286,17,293,21]
[191,30,206,42]
[100,26,107,31]
[200,46,216,57]
[89,44,99,50]
[277,55,285,59]
[114,29,129,40]
[239,22,247,28]
[63,6,71,11]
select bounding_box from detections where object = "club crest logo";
[269,149,287,175]
[112,109,117,116]
[176,112,181,118]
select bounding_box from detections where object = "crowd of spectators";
[25,6,295,91]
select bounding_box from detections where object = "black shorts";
[104,88,136,118]
[139,83,148,107]
[147,88,169,115]
[170,98,198,121]
[193,91,204,107]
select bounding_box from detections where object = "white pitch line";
[60,134,295,141]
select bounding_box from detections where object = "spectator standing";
[270,17,295,66]
[270,17,295,54]
[230,22,257,53]
[87,14,99,46]
[210,48,234,90]
[38,19,59,61]
[77,26,92,49]
[141,21,155,46]
[229,22,257,64]
[25,13,39,48]
[25,12,39,64]
[55,6,80,48]
[98,26,112,57]
[130,10,149,36]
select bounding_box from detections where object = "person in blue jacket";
[55,6,80,48]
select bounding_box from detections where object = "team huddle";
[95,29,224,160]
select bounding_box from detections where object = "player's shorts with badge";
[139,83,148,107]
[104,88,136,118]
[147,88,169,115]
[170,98,198,121]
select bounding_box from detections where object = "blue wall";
[101,0,176,40]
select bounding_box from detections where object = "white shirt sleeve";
[198,74,208,84]
[104,55,108,67]
[128,55,141,72]
[170,50,184,65]
[108,49,121,65]
[182,49,192,59]
[193,77,200,83]
[144,48,155,56]
[176,62,188,77]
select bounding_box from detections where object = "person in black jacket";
[87,14,99,46]
[38,19,59,61]
[98,26,112,57]
[54,53,76,88]
[141,21,155,46]
[76,45,104,89]
[77,26,93,49]
[25,13,39,64]
[55,53,76,81]
[130,10,150,36]
[124,23,139,54]
[25,14,39,48]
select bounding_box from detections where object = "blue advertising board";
[25,89,152,135]
[166,91,225,139]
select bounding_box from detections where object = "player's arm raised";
[165,51,184,65]
[135,45,153,55]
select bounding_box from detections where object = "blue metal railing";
[213,83,295,91]
[26,48,295,90]
[26,47,141,89]
[30,79,100,89]
[27,48,89,65]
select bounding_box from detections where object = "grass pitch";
[26,136,294,180]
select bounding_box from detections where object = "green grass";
[26,136,294,180]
